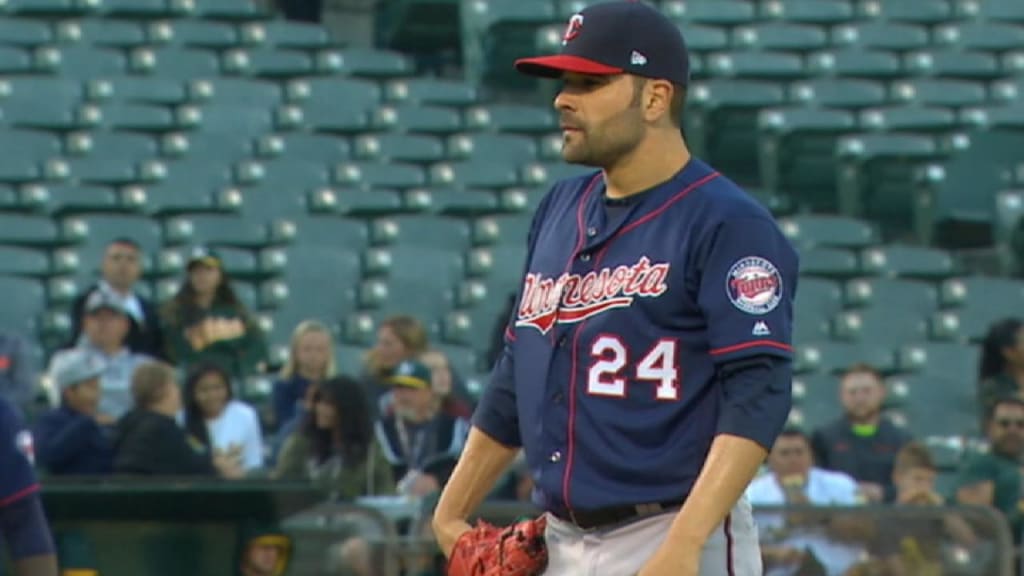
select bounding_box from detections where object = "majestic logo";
[562,14,584,45]
[752,321,771,336]
[516,257,670,334]
[726,256,782,315]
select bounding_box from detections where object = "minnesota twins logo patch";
[726,256,782,315]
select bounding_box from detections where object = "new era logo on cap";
[630,50,647,66]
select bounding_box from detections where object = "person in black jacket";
[66,238,165,360]
[112,360,242,478]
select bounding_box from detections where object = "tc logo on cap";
[562,13,583,45]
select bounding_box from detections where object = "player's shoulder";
[689,160,776,224]
[536,169,603,212]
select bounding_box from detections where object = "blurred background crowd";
[0,0,1021,574]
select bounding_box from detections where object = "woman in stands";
[978,317,1024,427]
[361,315,428,414]
[160,247,268,383]
[272,320,337,431]
[183,362,264,473]
[420,349,474,420]
[272,375,394,499]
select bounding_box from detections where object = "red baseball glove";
[447,516,548,576]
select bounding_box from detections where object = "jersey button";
[550,451,562,463]
[586,226,597,237]
[579,252,591,262]
[557,336,567,347]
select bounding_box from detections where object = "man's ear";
[642,79,674,124]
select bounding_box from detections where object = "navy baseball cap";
[515,0,690,86]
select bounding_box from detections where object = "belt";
[553,500,682,531]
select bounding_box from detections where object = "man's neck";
[847,412,881,428]
[602,129,690,200]
[95,342,124,357]
[101,279,132,297]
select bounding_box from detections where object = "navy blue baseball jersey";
[0,397,38,510]
[474,157,798,514]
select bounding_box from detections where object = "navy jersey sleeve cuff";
[715,354,792,451]
[470,345,522,448]
[709,339,793,364]
[0,493,55,559]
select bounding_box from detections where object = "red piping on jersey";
[559,173,602,515]
[710,340,793,356]
[593,171,721,266]
[504,326,516,343]
[0,483,39,508]
[725,514,735,576]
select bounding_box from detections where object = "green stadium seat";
[844,278,939,318]
[0,17,51,45]
[428,188,502,216]
[92,103,176,132]
[0,276,44,335]
[889,78,988,108]
[145,19,238,49]
[959,0,1024,22]
[287,215,367,249]
[369,215,470,250]
[276,249,359,322]
[237,20,330,50]
[930,306,1011,342]
[429,160,520,189]
[835,133,941,231]
[788,78,889,109]
[857,0,954,24]
[65,131,158,162]
[318,48,414,78]
[789,373,841,428]
[465,243,526,282]
[0,129,60,160]
[779,214,879,249]
[54,18,146,47]
[370,104,462,134]
[162,132,252,161]
[235,158,330,191]
[174,104,277,135]
[0,246,50,277]
[688,79,787,181]
[964,104,1024,129]
[1000,51,1024,75]
[756,107,857,210]
[904,51,1002,80]
[936,21,1024,53]
[859,243,959,279]
[664,0,756,26]
[221,47,313,79]
[85,76,186,105]
[70,214,162,254]
[170,0,269,21]
[33,45,125,79]
[759,0,855,24]
[0,46,33,73]
[165,214,273,248]
[886,374,977,437]
[357,277,453,315]
[991,77,1024,104]
[50,156,141,185]
[731,22,829,52]
[806,50,904,79]
[793,340,896,374]
[384,78,478,108]
[333,161,426,191]
[286,76,380,112]
[0,0,84,17]
[706,51,805,80]
[254,133,348,163]
[473,215,532,247]
[142,182,241,218]
[353,133,444,163]
[145,158,236,192]
[185,78,282,108]
[667,24,729,54]
[858,106,958,133]
[362,245,463,286]
[797,246,860,278]
[519,161,595,188]
[234,182,336,220]
[1,75,81,104]
[460,0,557,85]
[87,0,173,17]
[34,183,124,216]
[831,307,930,347]
[536,133,565,161]
[463,104,557,134]
[831,22,931,51]
[0,150,41,182]
[0,214,70,248]
[439,306,499,347]
[792,277,843,342]
[896,342,980,384]
[446,133,537,164]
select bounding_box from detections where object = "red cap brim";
[514,54,624,78]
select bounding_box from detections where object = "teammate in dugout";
[431,1,798,575]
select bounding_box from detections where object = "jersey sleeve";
[0,398,39,508]
[696,216,798,363]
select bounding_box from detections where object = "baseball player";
[432,2,798,575]
[0,397,58,576]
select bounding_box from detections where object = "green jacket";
[273,433,395,500]
[161,301,268,381]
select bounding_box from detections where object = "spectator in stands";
[955,395,1024,540]
[420,349,472,420]
[872,442,976,575]
[32,349,113,476]
[67,238,164,359]
[183,363,264,473]
[50,291,153,422]
[273,375,393,499]
[112,361,243,478]
[361,315,428,410]
[811,363,912,503]
[746,428,869,576]
[235,523,292,576]
[977,317,1024,428]
[375,360,469,499]
[161,247,268,382]
[272,319,337,431]
[0,329,39,414]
